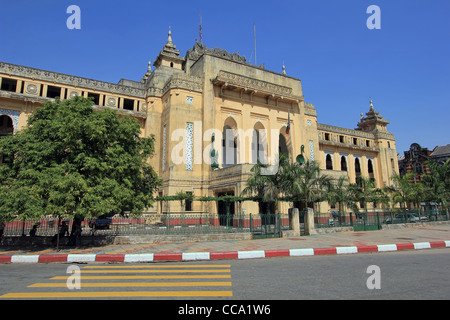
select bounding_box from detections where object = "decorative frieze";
[215,70,293,97]
[0,62,146,98]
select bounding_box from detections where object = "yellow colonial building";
[0,30,399,218]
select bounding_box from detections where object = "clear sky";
[1,0,449,156]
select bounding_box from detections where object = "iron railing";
[1,213,290,237]
[315,209,450,230]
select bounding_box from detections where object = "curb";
[1,241,449,264]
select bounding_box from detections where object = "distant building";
[430,144,450,164]
[398,143,449,183]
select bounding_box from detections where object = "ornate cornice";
[0,62,146,98]
[162,74,203,95]
[215,70,292,96]
[187,42,248,65]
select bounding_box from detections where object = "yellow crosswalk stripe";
[78,269,230,273]
[51,274,231,280]
[29,281,232,288]
[1,291,233,298]
[0,263,233,299]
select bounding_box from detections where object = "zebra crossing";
[0,263,233,299]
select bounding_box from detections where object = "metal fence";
[1,213,291,238]
[315,209,450,231]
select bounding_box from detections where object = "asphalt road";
[0,249,449,302]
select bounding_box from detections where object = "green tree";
[422,159,450,214]
[286,160,333,210]
[241,154,290,214]
[0,96,161,222]
[347,176,381,217]
[389,173,423,210]
[327,175,352,222]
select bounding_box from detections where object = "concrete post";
[304,208,317,235]
[288,208,300,236]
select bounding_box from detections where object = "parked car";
[88,214,113,230]
[384,213,420,224]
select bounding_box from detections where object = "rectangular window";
[123,98,134,110]
[1,78,17,92]
[185,192,193,211]
[46,85,62,99]
[339,135,344,143]
[87,92,100,105]
[186,122,193,171]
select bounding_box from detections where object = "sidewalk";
[1,223,449,263]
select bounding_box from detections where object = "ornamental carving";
[186,42,248,64]
[216,70,293,96]
[0,62,146,98]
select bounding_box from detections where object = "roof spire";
[167,26,173,45]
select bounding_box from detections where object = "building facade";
[0,30,399,216]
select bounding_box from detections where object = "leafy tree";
[285,160,333,210]
[422,159,450,214]
[327,175,352,221]
[389,173,424,210]
[347,176,381,217]
[0,96,161,222]
[241,153,291,213]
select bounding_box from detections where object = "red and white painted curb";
[1,240,449,264]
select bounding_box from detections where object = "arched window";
[368,158,375,182]
[279,134,288,157]
[355,157,361,179]
[252,122,266,164]
[0,115,14,137]
[222,117,238,168]
[368,159,374,173]
[326,154,333,170]
[341,156,347,172]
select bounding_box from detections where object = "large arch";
[0,115,14,137]
[0,108,20,134]
[279,126,292,161]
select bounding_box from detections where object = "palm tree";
[389,173,421,210]
[284,160,333,211]
[327,175,352,223]
[347,176,379,217]
[241,153,290,214]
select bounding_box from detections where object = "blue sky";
[1,0,449,156]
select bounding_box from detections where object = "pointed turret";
[153,27,184,69]
[356,99,390,133]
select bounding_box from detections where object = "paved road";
[1,249,449,302]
